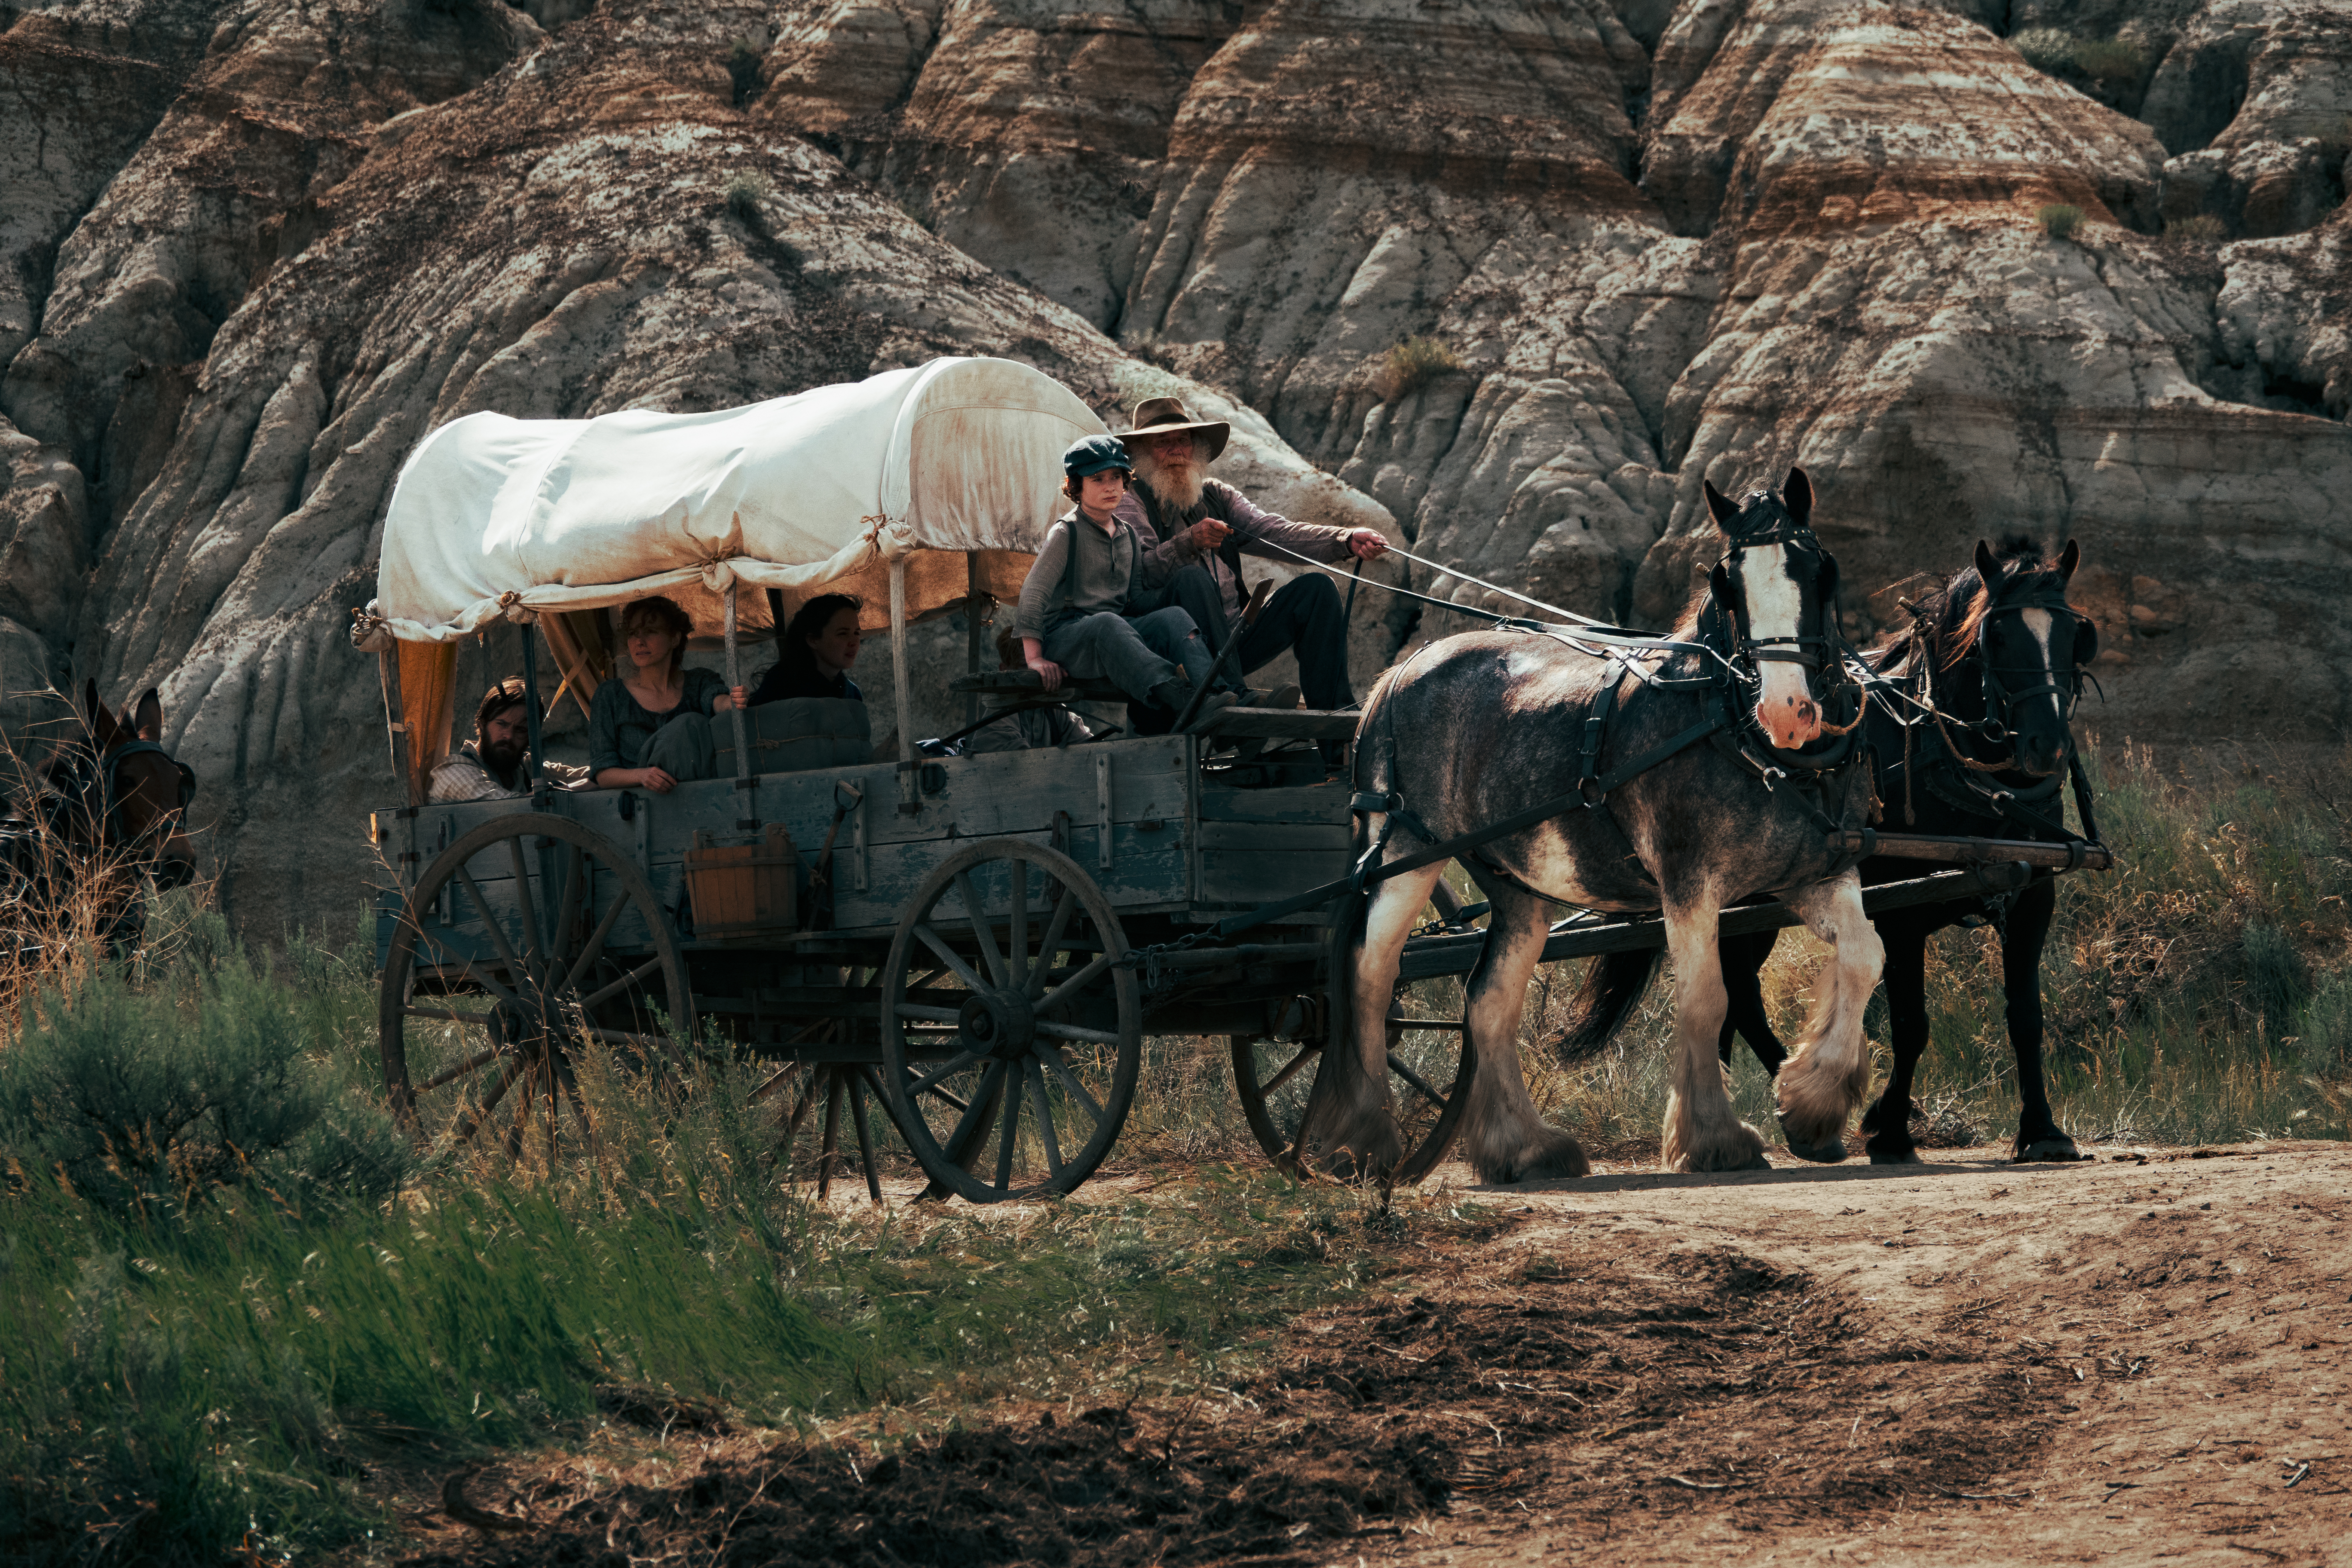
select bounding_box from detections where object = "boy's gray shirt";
[1013,505,1196,640]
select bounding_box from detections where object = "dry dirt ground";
[395,1141,2352,1568]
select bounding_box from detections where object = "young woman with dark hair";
[747,592,865,705]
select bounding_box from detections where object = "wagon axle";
[959,988,1038,1059]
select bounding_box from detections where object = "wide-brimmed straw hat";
[1125,396,1230,462]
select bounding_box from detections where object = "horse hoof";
[1867,1143,1924,1166]
[1677,1139,1772,1174]
[1778,1116,1847,1164]
[2014,1137,2086,1163]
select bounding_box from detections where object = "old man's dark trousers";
[1152,567,1354,711]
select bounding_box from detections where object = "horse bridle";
[46,739,197,860]
[1705,513,1853,695]
[1972,581,2096,742]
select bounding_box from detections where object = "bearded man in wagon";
[1117,396,1388,714]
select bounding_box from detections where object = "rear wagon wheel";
[379,813,692,1157]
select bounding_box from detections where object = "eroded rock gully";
[0,0,2346,933]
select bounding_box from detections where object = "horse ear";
[85,679,117,742]
[1782,466,1813,522]
[1973,539,1999,585]
[134,688,162,741]
[2058,539,2080,584]
[1703,480,1738,531]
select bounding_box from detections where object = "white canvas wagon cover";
[354,356,1103,646]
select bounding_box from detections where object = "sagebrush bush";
[2040,202,2085,239]
[2073,37,2146,85]
[1375,335,1464,400]
[2011,28,2077,73]
[0,914,410,1216]
[2165,213,2227,246]
[723,170,771,221]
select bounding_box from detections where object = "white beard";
[1133,445,1209,512]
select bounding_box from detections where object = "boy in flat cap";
[1012,434,1235,734]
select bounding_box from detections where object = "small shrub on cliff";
[2072,37,2146,86]
[1375,336,1464,401]
[2040,203,2085,240]
[724,170,771,222]
[2011,27,2076,73]
[2165,213,2228,248]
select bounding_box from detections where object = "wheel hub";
[959,989,1038,1059]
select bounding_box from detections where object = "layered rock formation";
[1,0,2348,934]
[0,0,1395,927]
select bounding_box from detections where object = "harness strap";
[1216,707,1727,937]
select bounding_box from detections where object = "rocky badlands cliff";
[2,0,2348,931]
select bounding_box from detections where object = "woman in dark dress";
[588,596,740,793]
[747,593,866,706]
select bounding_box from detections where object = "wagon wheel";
[878,839,1141,1204]
[380,813,692,1155]
[1231,986,1474,1185]
[746,970,895,1206]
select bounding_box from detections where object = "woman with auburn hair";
[588,595,742,793]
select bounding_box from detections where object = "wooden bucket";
[683,825,797,939]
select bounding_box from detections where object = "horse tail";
[1550,947,1662,1064]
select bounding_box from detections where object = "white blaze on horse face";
[1743,543,1821,749]
[2020,608,2065,724]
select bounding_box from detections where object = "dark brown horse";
[2,682,199,936]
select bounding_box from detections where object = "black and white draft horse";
[1296,469,1885,1180]
[1562,535,2098,1163]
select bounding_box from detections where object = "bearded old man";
[1117,397,1388,713]
[427,678,588,802]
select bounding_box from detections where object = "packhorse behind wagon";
[0,681,198,957]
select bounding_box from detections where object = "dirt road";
[404,1142,2350,1568]
[1366,1139,2352,1567]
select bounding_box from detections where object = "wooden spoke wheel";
[1231,978,1475,1186]
[380,813,692,1155]
[878,839,1140,1204]
[744,974,896,1206]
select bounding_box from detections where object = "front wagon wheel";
[379,812,692,1157]
[877,839,1140,1203]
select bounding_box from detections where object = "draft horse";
[1296,469,1885,1179]
[1562,536,2099,1163]
[1,682,199,940]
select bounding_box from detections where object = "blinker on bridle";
[1973,579,2095,740]
[1712,511,1841,680]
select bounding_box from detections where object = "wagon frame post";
[723,579,756,829]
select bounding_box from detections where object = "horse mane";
[1875,534,2052,674]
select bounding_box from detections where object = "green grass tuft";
[0,922,1384,1566]
[2040,202,2085,240]
[1375,336,1464,401]
[2165,213,2228,246]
